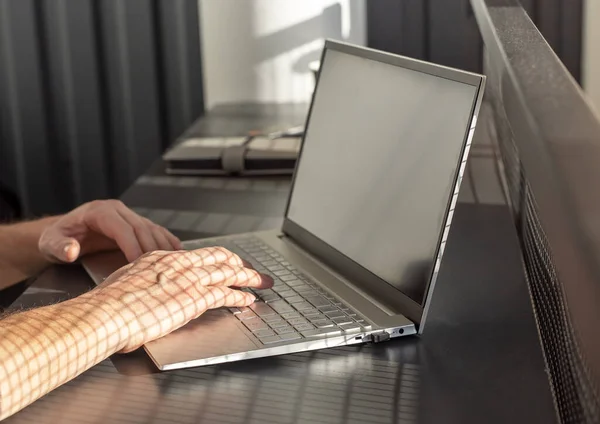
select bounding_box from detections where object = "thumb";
[47,237,81,263]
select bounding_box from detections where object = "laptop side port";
[363,331,391,343]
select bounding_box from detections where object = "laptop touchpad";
[145,309,261,367]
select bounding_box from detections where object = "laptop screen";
[286,47,479,305]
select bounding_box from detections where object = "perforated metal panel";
[483,42,600,424]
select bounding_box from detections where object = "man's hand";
[39,200,182,263]
[0,246,272,420]
[89,247,273,352]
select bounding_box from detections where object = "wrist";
[68,292,132,355]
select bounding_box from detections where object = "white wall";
[199,0,366,109]
[583,0,600,114]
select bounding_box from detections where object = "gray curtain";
[0,0,204,216]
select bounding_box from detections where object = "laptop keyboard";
[185,236,372,345]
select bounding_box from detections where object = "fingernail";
[62,243,77,262]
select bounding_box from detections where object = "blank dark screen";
[287,48,478,305]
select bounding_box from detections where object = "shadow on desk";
[11,342,421,424]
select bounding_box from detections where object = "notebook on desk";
[163,135,302,176]
[83,40,486,371]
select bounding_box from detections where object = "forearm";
[0,293,126,420]
[0,217,61,287]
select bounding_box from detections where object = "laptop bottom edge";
[149,324,417,371]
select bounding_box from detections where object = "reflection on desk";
[8,344,419,424]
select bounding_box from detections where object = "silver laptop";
[83,40,485,371]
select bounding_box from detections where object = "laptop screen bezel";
[281,40,485,328]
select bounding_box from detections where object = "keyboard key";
[280,275,297,282]
[272,288,292,297]
[284,296,304,304]
[259,335,282,344]
[331,316,353,325]
[326,312,346,320]
[275,326,295,335]
[313,320,335,328]
[275,290,295,298]
[278,332,302,341]
[318,305,338,313]
[300,328,342,338]
[243,319,269,332]
[263,315,284,323]
[294,323,315,332]
[307,314,328,323]
[339,323,361,332]
[293,285,313,293]
[300,309,321,317]
[267,265,285,272]
[269,320,290,328]
[262,260,277,267]
[288,317,309,326]
[281,311,302,320]
[253,329,276,338]
[269,300,295,313]
[249,302,276,317]
[228,308,241,314]
[236,310,257,321]
[261,294,281,302]
[274,270,291,277]
[272,282,290,290]
[293,302,314,311]
[305,296,331,307]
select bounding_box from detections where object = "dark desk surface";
[4,104,556,424]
